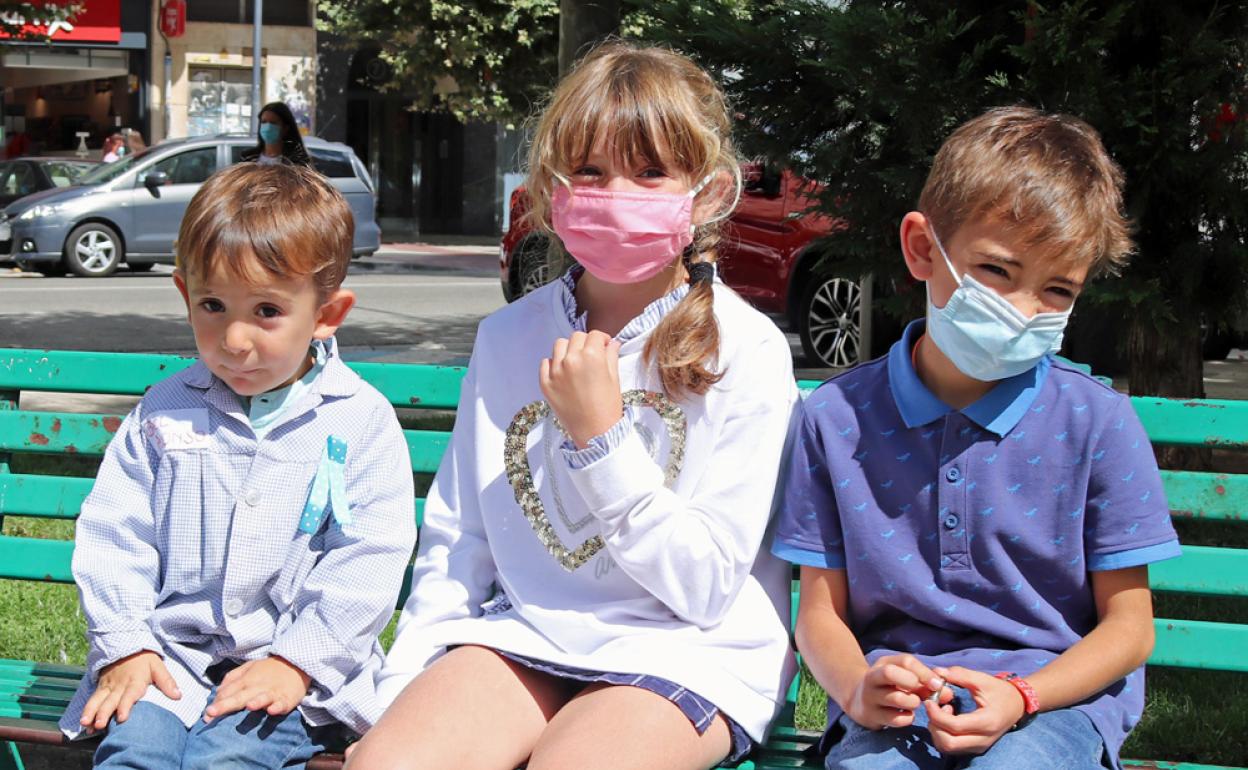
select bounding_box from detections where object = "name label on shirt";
[143,409,211,453]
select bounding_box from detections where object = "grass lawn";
[2,444,1245,766]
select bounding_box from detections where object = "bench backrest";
[1,348,1245,678]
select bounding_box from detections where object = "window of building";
[187,0,311,26]
[188,67,260,137]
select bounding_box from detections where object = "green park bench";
[0,348,1244,769]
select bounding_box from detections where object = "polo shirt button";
[946,467,961,482]
[224,598,243,617]
[943,513,959,529]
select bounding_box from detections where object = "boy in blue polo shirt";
[773,107,1181,770]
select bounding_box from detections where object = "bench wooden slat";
[0,474,93,519]
[1132,396,1248,448]
[1151,617,1248,671]
[0,412,121,456]
[1162,470,1248,521]
[0,536,73,582]
[0,349,466,411]
[1149,545,1248,596]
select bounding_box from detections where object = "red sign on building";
[0,0,122,44]
[160,0,185,38]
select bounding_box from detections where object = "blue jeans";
[93,694,338,769]
[822,689,1107,770]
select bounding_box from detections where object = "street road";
[5,245,1248,407]
[0,247,507,367]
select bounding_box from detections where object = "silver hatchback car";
[0,135,380,277]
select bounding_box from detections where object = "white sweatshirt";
[376,280,799,741]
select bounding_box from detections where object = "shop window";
[188,0,311,26]
[188,67,260,137]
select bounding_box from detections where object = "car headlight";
[17,204,64,221]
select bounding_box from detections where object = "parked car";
[500,164,902,368]
[0,157,97,207]
[0,135,378,278]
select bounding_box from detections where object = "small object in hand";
[927,676,947,703]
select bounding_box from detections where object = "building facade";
[1,0,150,155]
[149,0,317,144]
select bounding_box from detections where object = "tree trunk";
[559,0,620,76]
[1127,311,1209,470]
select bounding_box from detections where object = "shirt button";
[243,490,261,507]
[943,514,959,529]
[946,467,961,482]
[224,598,243,617]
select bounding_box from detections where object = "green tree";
[316,0,562,125]
[641,0,1248,399]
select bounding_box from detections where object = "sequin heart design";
[504,389,687,572]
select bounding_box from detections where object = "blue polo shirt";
[773,319,1180,768]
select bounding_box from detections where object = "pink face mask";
[551,173,715,284]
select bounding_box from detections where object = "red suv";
[500,164,894,369]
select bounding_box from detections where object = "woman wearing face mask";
[240,101,310,167]
[349,43,799,770]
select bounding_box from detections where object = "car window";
[43,161,94,187]
[308,148,356,178]
[77,148,155,185]
[1,162,37,197]
[229,145,250,164]
[138,147,219,186]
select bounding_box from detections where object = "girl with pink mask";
[349,43,799,770]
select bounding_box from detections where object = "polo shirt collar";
[887,319,1050,437]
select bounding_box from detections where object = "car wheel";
[515,237,553,297]
[799,274,863,369]
[64,223,122,277]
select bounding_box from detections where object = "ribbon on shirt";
[299,435,352,534]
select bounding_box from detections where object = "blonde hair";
[919,106,1133,275]
[525,41,742,399]
[176,163,354,299]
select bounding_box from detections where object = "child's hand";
[539,330,624,449]
[203,656,311,723]
[81,650,181,731]
[845,654,952,729]
[923,666,1026,754]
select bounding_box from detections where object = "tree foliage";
[641,0,1248,394]
[317,0,562,125]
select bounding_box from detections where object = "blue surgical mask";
[259,123,282,145]
[925,224,1071,381]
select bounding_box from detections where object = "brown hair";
[919,106,1133,275]
[525,42,742,399]
[176,162,354,298]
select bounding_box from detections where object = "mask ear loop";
[926,219,964,285]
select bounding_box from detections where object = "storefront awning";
[0,47,129,88]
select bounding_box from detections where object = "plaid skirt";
[497,650,754,764]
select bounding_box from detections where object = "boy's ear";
[900,212,938,282]
[312,288,356,340]
[172,270,191,311]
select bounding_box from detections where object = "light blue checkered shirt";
[60,338,417,738]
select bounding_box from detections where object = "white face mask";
[925,224,1072,382]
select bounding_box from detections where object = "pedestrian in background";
[101,134,125,163]
[241,101,311,167]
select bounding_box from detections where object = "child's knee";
[92,702,186,767]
